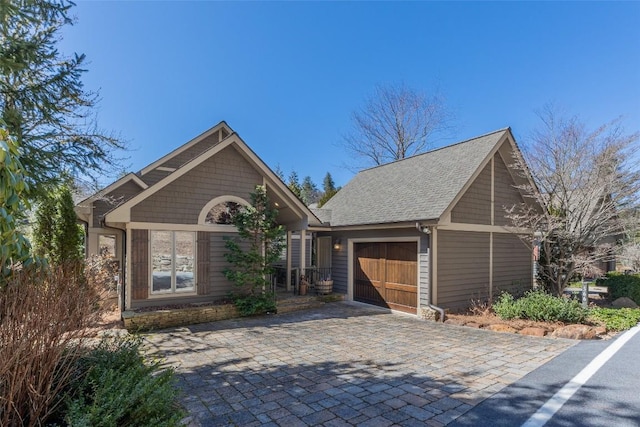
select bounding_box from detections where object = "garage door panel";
[354,242,417,314]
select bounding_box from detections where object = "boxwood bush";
[597,272,640,305]
[493,290,588,323]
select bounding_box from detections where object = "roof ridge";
[357,127,510,173]
[138,120,232,175]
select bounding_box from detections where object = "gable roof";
[320,128,517,227]
[105,130,322,227]
[139,120,232,176]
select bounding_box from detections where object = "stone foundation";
[122,304,239,331]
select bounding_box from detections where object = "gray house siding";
[437,230,490,311]
[208,233,236,299]
[131,146,262,223]
[493,233,532,296]
[419,235,430,307]
[289,235,312,268]
[493,153,525,226]
[451,163,491,225]
[92,180,144,228]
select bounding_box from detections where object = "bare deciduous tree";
[342,82,455,169]
[506,105,640,295]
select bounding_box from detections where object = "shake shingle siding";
[131,146,262,223]
[451,163,492,225]
[493,153,525,226]
[161,132,220,169]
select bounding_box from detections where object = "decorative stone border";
[122,293,347,331]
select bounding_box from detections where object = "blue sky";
[60,1,640,188]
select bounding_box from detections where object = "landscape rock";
[594,326,608,336]
[551,324,597,340]
[485,324,518,333]
[611,297,639,309]
[519,327,547,337]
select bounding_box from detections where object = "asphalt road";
[451,325,640,427]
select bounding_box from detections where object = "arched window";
[198,195,250,226]
[205,201,242,225]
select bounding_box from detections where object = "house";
[77,122,538,317]
[76,121,322,311]
[313,127,537,315]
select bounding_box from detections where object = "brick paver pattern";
[143,302,576,426]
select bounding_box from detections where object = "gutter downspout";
[416,222,446,323]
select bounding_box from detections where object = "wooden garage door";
[354,242,417,314]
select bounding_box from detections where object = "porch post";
[300,229,307,278]
[286,230,292,291]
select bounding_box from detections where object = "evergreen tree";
[33,194,57,258]
[1,0,125,198]
[53,184,83,266]
[318,172,339,207]
[323,172,336,194]
[33,182,83,266]
[287,171,302,199]
[224,185,285,316]
[300,176,319,206]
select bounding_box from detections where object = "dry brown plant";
[0,265,103,426]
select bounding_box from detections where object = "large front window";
[151,231,195,294]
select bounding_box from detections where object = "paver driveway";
[143,302,576,426]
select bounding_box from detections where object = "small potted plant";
[316,274,333,295]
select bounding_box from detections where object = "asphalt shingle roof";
[319,129,509,226]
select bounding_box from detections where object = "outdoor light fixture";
[333,239,342,251]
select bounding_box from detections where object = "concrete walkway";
[143,302,576,426]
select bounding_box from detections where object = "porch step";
[276,295,326,314]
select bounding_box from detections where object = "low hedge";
[493,290,588,323]
[597,272,640,305]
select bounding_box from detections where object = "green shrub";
[61,336,183,427]
[589,307,640,331]
[597,272,640,305]
[493,290,588,323]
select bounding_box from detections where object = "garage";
[354,241,417,314]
